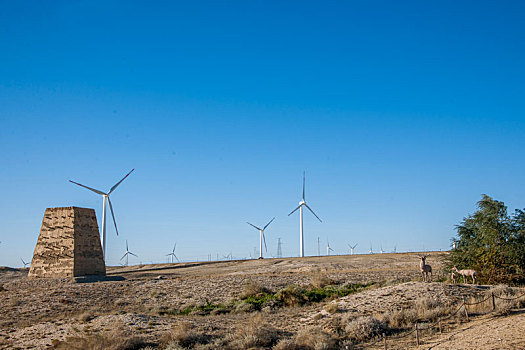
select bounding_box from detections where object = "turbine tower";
[368,243,373,254]
[380,245,385,254]
[348,243,357,255]
[326,240,334,256]
[166,243,179,263]
[276,238,283,258]
[70,169,134,261]
[288,172,322,257]
[247,217,275,259]
[120,240,137,266]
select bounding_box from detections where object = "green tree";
[449,195,525,284]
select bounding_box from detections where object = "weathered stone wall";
[28,207,106,278]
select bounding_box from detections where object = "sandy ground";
[1,252,524,349]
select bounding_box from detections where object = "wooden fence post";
[491,292,496,311]
[463,297,469,322]
[415,323,420,346]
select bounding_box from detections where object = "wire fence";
[360,286,525,349]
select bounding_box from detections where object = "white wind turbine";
[247,217,275,259]
[166,243,179,263]
[288,172,322,257]
[120,240,137,266]
[70,169,134,261]
[20,258,30,268]
[368,244,373,254]
[380,245,385,254]
[326,240,334,256]
[348,243,357,255]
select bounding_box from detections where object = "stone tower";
[28,207,106,278]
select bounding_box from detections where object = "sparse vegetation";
[273,326,338,350]
[54,326,147,350]
[344,316,386,342]
[159,322,210,348]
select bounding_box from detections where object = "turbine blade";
[288,205,301,216]
[69,180,106,196]
[304,203,322,222]
[20,258,25,265]
[263,217,275,231]
[129,252,138,257]
[173,243,177,254]
[302,171,305,200]
[108,169,135,194]
[107,198,119,236]
[263,232,267,252]
[247,222,262,231]
[126,240,128,251]
[174,254,180,262]
[120,253,127,261]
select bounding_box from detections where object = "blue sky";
[1,1,524,267]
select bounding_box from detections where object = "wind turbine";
[393,245,397,253]
[247,217,274,259]
[20,258,30,268]
[326,240,334,256]
[288,171,322,257]
[348,243,357,255]
[120,240,137,266]
[69,169,134,261]
[368,244,373,254]
[166,243,179,263]
[380,245,385,254]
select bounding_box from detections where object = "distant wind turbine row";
[247,171,322,259]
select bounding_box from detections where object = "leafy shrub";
[449,195,525,284]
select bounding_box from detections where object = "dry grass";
[310,273,336,289]
[54,326,146,350]
[159,322,210,348]
[225,315,279,349]
[379,308,418,329]
[239,279,273,299]
[323,302,339,314]
[76,311,95,323]
[276,285,307,307]
[343,316,386,342]
[273,326,338,350]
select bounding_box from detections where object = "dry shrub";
[226,315,279,349]
[54,325,146,350]
[344,316,385,342]
[160,322,209,348]
[323,303,339,314]
[0,284,6,292]
[415,297,452,322]
[494,299,514,316]
[240,280,273,299]
[491,284,515,297]
[310,273,335,289]
[379,308,417,329]
[276,285,306,307]
[273,326,337,350]
[76,311,94,323]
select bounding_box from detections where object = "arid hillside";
[1,252,524,349]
